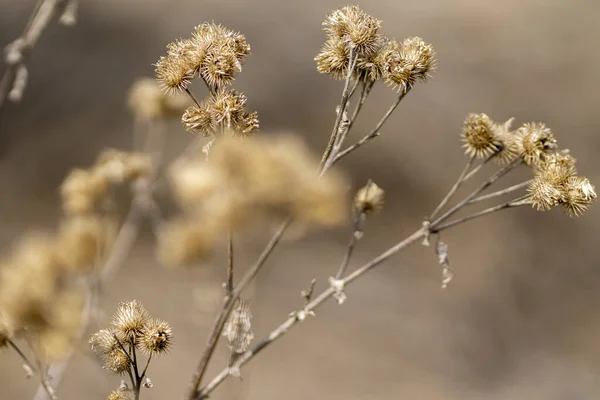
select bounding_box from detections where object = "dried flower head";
[200,43,242,89]
[111,301,150,342]
[182,105,215,136]
[209,89,248,128]
[107,389,135,400]
[462,113,500,158]
[154,53,195,94]
[140,319,172,355]
[527,175,563,211]
[89,329,119,360]
[323,6,382,56]
[315,36,350,80]
[56,216,111,272]
[562,176,596,216]
[223,301,253,354]
[104,347,132,375]
[491,118,522,164]
[95,149,152,184]
[517,122,557,167]
[383,37,435,92]
[354,181,385,214]
[233,111,260,138]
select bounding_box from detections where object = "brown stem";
[226,232,234,295]
[185,88,202,108]
[468,180,532,204]
[431,197,529,233]
[429,155,475,220]
[462,153,496,182]
[332,87,411,165]
[318,50,359,172]
[335,210,366,279]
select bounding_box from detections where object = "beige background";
[1,0,599,399]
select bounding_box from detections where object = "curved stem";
[429,155,475,220]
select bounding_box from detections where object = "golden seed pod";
[139,319,173,355]
[107,389,135,400]
[383,37,435,92]
[540,152,577,185]
[104,348,132,375]
[517,122,557,167]
[111,301,150,342]
[209,89,247,127]
[491,118,522,164]
[323,6,382,56]
[233,111,260,138]
[182,106,215,137]
[154,54,194,95]
[200,44,242,90]
[562,176,596,217]
[315,36,350,80]
[354,181,385,214]
[461,113,500,158]
[527,174,563,211]
[89,329,118,359]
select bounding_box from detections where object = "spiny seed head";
[383,37,435,92]
[209,89,248,127]
[323,6,382,56]
[233,111,260,138]
[193,23,250,62]
[562,176,596,217]
[315,36,350,80]
[154,54,194,95]
[527,175,564,211]
[517,122,557,167]
[111,301,150,342]
[104,348,132,375]
[140,319,172,355]
[462,113,500,158]
[167,38,206,75]
[540,152,577,185]
[201,44,242,90]
[89,329,118,359]
[223,301,253,354]
[355,37,388,82]
[107,389,135,400]
[354,181,385,214]
[491,118,522,164]
[182,106,215,137]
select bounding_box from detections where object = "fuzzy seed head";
[233,111,260,138]
[128,77,189,120]
[562,176,596,217]
[140,319,172,355]
[56,216,109,273]
[154,54,194,95]
[354,181,385,214]
[182,106,215,137]
[201,44,242,89]
[111,301,150,342]
[104,348,132,375]
[323,6,382,56]
[60,168,109,214]
[462,113,500,158]
[383,37,435,92]
[540,152,577,185]
[89,329,119,359]
[527,175,564,211]
[518,122,557,167]
[315,36,350,80]
[491,118,522,164]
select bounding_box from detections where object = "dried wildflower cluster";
[90,301,172,397]
[61,149,151,215]
[460,113,595,216]
[354,181,385,214]
[155,23,258,139]
[315,5,435,91]
[159,136,348,266]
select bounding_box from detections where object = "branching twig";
[429,155,475,220]
[468,180,531,204]
[335,208,366,279]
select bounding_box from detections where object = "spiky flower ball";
[517,122,557,167]
[111,301,150,342]
[462,113,499,158]
[323,6,382,56]
[354,181,385,214]
[107,389,135,400]
[383,37,435,92]
[140,319,172,355]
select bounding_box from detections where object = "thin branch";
[430,157,523,229]
[462,153,496,182]
[468,180,532,204]
[335,209,366,279]
[428,155,475,220]
[332,87,411,165]
[0,0,69,111]
[333,79,373,156]
[431,197,529,233]
[318,49,359,172]
[184,88,202,108]
[226,232,234,295]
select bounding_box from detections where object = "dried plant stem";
[186,216,293,399]
[462,153,496,182]
[0,0,68,110]
[430,157,523,229]
[468,180,532,204]
[335,210,366,279]
[431,197,529,232]
[185,88,202,108]
[226,232,234,295]
[334,79,374,153]
[318,50,359,172]
[332,87,412,164]
[429,155,475,220]
[9,340,56,400]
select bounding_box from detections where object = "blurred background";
[1,0,600,399]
